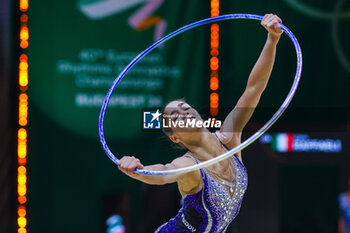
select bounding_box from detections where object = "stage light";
[18,196,27,204]
[17,217,27,228]
[210,48,219,57]
[18,2,29,233]
[210,1,220,117]
[18,228,27,233]
[18,185,27,196]
[20,0,28,12]
[211,23,219,31]
[19,54,28,62]
[210,77,219,91]
[18,166,26,174]
[18,207,26,217]
[20,14,28,23]
[20,26,29,40]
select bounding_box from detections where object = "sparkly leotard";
[155,141,248,233]
[339,193,350,233]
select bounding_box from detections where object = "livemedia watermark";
[143,109,221,130]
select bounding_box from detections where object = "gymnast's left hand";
[118,156,144,177]
[261,14,283,40]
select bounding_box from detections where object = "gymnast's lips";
[186,115,196,120]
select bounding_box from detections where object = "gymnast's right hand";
[118,156,144,177]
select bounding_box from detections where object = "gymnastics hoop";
[99,14,302,176]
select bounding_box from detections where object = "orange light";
[18,185,27,196]
[17,137,27,143]
[18,157,27,166]
[19,107,28,113]
[20,54,28,62]
[20,41,29,49]
[211,1,219,9]
[210,84,218,91]
[19,105,28,115]
[210,57,219,64]
[19,96,28,123]
[19,118,28,126]
[210,63,219,71]
[18,175,27,185]
[210,40,219,48]
[20,0,28,12]
[211,24,219,31]
[17,217,27,228]
[210,92,219,101]
[20,26,29,40]
[210,108,219,116]
[19,113,28,120]
[19,70,28,86]
[18,143,27,158]
[210,77,219,91]
[211,9,220,17]
[19,100,28,107]
[210,0,219,117]
[19,86,28,92]
[18,207,26,217]
[210,31,219,40]
[19,61,28,70]
[210,102,219,108]
[19,9,29,233]
[18,228,27,233]
[19,93,28,100]
[19,105,28,113]
[210,48,219,57]
[19,119,28,126]
[211,0,220,17]
[18,196,27,204]
[20,14,28,23]
[18,166,27,174]
[210,102,218,107]
[19,97,27,103]
[18,128,27,140]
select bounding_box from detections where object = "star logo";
[150,109,162,122]
[143,109,162,129]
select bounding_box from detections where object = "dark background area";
[1,0,349,233]
[0,0,17,233]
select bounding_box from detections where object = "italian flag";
[271,133,294,152]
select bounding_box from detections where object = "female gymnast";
[118,14,283,232]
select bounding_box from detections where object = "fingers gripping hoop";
[99,14,302,176]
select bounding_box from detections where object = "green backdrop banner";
[29,0,207,140]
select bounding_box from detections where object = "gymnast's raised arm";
[217,14,283,152]
[118,155,201,189]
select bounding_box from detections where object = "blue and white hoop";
[98,14,302,175]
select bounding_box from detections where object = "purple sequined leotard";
[155,142,248,233]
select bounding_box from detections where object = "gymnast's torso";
[155,151,248,233]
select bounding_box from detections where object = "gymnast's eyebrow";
[170,102,185,116]
[178,102,185,108]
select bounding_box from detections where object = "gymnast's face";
[162,100,203,142]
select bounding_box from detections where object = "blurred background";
[1,0,350,232]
